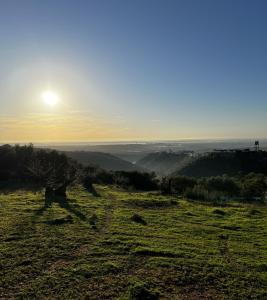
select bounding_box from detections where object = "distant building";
[213,140,262,153]
[255,140,259,151]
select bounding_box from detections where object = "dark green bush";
[241,173,266,200]
[114,171,159,191]
[202,176,240,196]
[169,175,197,194]
[163,173,266,202]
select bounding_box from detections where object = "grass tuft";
[130,213,147,225]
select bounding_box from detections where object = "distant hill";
[177,150,267,177]
[65,151,145,172]
[136,151,192,176]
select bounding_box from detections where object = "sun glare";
[41,90,59,106]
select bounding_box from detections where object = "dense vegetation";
[162,174,267,202]
[82,166,159,192]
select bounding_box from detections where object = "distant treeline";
[178,151,267,177]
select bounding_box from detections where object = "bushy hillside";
[178,151,267,177]
[65,151,145,172]
[136,151,192,176]
[0,185,266,299]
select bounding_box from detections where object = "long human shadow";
[34,195,87,221]
[83,182,100,197]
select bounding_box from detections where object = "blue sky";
[0,0,267,141]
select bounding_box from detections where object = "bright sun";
[41,90,59,106]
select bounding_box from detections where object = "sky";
[0,0,267,142]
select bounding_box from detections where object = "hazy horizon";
[2,137,267,144]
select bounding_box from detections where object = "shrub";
[241,173,266,200]
[170,175,197,194]
[95,169,114,184]
[203,176,240,196]
[82,166,114,186]
[114,171,159,191]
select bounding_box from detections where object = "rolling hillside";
[65,151,145,172]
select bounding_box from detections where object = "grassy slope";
[0,186,267,299]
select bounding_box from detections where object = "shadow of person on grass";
[34,191,87,222]
[83,177,100,197]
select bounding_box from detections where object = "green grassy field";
[0,185,267,299]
